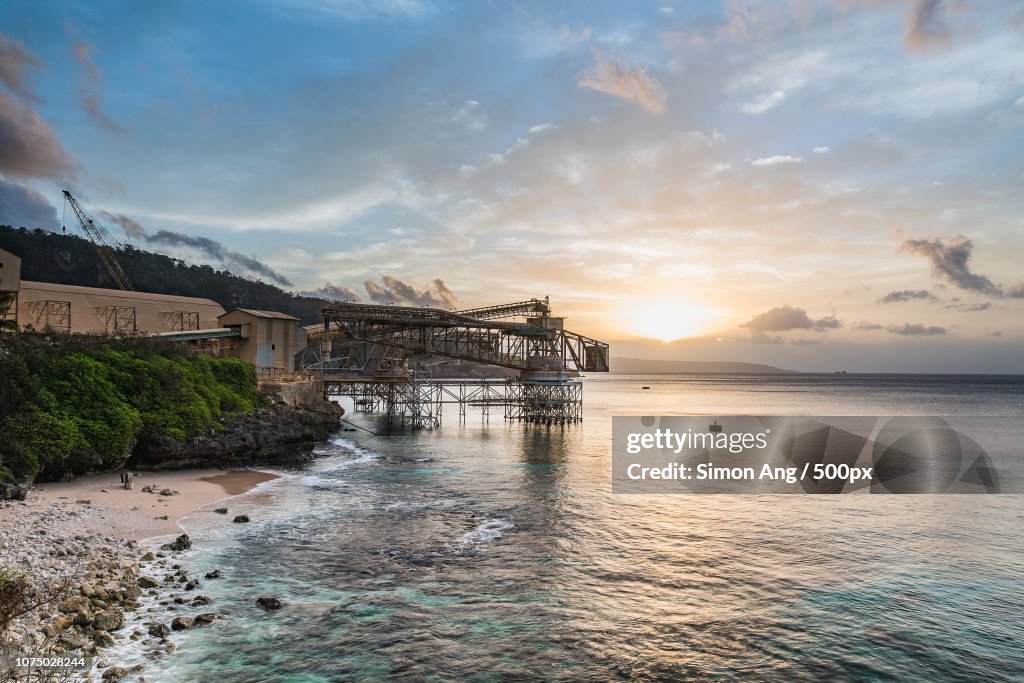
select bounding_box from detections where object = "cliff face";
[128,383,342,471]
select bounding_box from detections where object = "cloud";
[741,305,841,332]
[578,51,667,114]
[905,0,951,52]
[0,92,75,178]
[91,209,292,286]
[877,289,935,304]
[750,155,801,167]
[853,322,884,331]
[271,0,435,21]
[97,210,146,239]
[364,276,459,307]
[888,322,947,336]
[450,100,486,131]
[0,34,43,101]
[946,302,991,312]
[300,282,360,302]
[0,178,58,228]
[749,333,784,344]
[740,90,785,114]
[812,146,829,154]
[989,95,1024,127]
[72,41,124,132]
[899,235,1002,296]
[146,230,292,286]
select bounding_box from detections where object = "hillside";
[0,225,329,325]
[611,357,797,374]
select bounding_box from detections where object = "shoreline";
[30,469,280,542]
[1,468,284,682]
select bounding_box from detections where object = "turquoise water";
[143,375,1024,681]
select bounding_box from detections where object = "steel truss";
[322,376,584,428]
[95,305,137,333]
[26,300,71,333]
[316,298,607,428]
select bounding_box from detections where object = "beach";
[0,468,280,682]
[29,469,280,541]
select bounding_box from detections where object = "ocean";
[130,374,1024,681]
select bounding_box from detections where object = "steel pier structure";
[311,298,609,427]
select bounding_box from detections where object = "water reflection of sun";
[618,300,721,341]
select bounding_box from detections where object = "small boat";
[641,385,651,390]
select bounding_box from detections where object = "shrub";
[0,334,261,482]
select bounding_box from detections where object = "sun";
[617,300,721,341]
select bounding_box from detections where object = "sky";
[1,0,1022,372]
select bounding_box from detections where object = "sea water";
[137,374,1024,681]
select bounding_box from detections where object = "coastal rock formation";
[233,515,250,523]
[92,607,125,631]
[160,534,192,551]
[147,622,170,637]
[170,616,193,631]
[256,596,283,611]
[0,483,29,500]
[128,403,341,471]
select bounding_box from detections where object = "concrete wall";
[17,281,224,334]
[0,249,21,293]
[218,310,300,373]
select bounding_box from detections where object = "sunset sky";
[1,1,1022,372]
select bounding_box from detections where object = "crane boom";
[62,190,135,291]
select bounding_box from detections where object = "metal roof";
[224,308,300,320]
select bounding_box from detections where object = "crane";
[62,189,135,291]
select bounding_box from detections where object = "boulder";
[159,489,179,496]
[140,551,156,561]
[170,616,193,631]
[102,666,128,681]
[138,576,159,589]
[92,607,125,632]
[57,596,91,614]
[191,595,212,606]
[213,508,228,514]
[160,534,191,552]
[0,483,29,500]
[147,623,170,638]
[94,631,116,647]
[204,569,221,579]
[232,515,249,523]
[194,613,218,625]
[255,597,283,611]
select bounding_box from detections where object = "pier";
[307,298,609,427]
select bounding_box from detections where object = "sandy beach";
[29,469,280,541]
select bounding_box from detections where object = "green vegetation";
[0,225,328,325]
[0,334,263,484]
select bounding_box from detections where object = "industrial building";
[216,309,303,378]
[0,248,20,327]
[16,279,225,335]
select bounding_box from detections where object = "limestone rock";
[160,534,191,552]
[92,607,125,632]
[138,576,159,588]
[256,596,283,611]
[147,623,170,638]
[170,616,193,631]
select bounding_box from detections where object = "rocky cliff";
[128,385,342,471]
